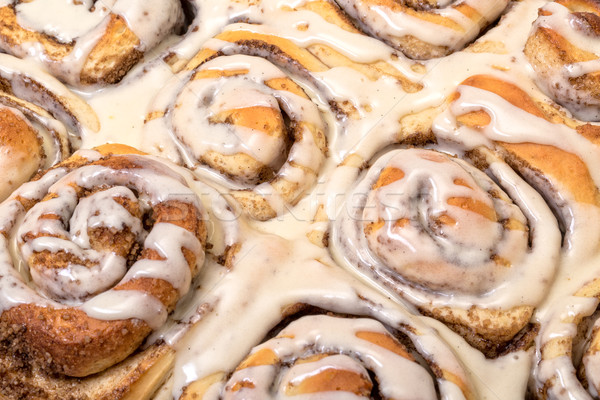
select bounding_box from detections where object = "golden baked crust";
[0,53,101,201]
[5,1,600,399]
[186,1,423,97]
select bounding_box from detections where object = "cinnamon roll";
[320,73,600,355]
[0,0,184,87]
[0,144,207,398]
[0,53,99,201]
[331,146,559,355]
[333,0,510,59]
[144,53,328,221]
[524,0,600,121]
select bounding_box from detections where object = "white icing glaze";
[83,56,175,149]
[144,2,562,397]
[363,152,521,276]
[224,14,393,64]
[80,289,167,329]
[433,78,600,258]
[172,76,287,165]
[111,0,183,50]
[0,52,100,134]
[0,53,102,200]
[533,295,600,400]
[437,84,600,183]
[583,318,600,397]
[535,2,600,58]
[166,0,258,65]
[124,222,203,296]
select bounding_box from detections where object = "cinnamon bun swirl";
[4,1,600,399]
[185,1,423,100]
[331,146,559,355]
[0,144,207,398]
[144,53,328,221]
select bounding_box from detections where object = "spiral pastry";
[525,0,600,121]
[0,144,207,381]
[0,53,99,201]
[333,0,510,59]
[144,53,328,221]
[331,146,559,354]
[0,0,184,87]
